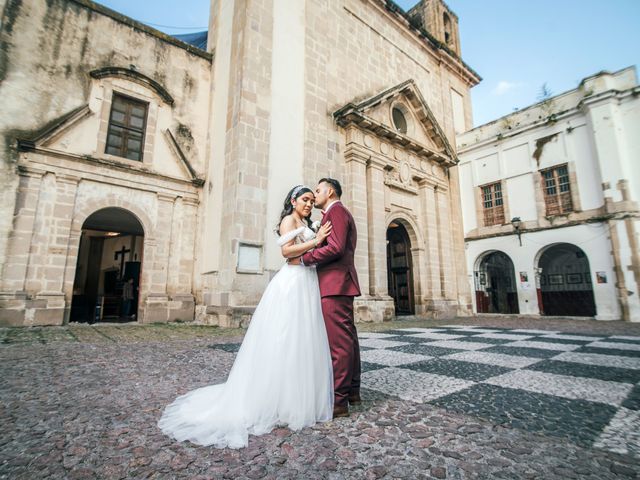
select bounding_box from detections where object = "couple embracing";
[159,178,362,449]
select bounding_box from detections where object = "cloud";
[492,81,525,96]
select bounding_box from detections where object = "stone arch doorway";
[386,222,415,315]
[474,251,519,314]
[70,207,144,323]
[536,243,596,317]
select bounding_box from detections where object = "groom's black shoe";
[348,393,362,405]
[333,405,349,418]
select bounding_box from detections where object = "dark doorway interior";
[475,251,519,314]
[70,208,143,323]
[387,222,415,315]
[538,243,596,317]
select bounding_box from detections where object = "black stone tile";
[403,358,512,381]
[553,333,605,338]
[453,336,513,345]
[527,359,640,384]
[429,383,617,448]
[381,329,433,336]
[577,346,640,358]
[622,383,640,411]
[483,345,560,359]
[359,346,377,351]
[526,337,591,345]
[439,330,494,336]
[389,343,463,357]
[208,343,241,353]
[361,361,387,373]
[602,337,640,345]
[382,335,431,344]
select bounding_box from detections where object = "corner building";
[457,68,640,322]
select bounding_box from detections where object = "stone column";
[345,151,369,294]
[418,180,442,308]
[366,157,389,296]
[0,169,44,326]
[141,193,173,323]
[436,186,457,305]
[166,196,183,296]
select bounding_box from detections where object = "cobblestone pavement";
[2,317,640,479]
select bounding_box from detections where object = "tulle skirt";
[158,264,334,448]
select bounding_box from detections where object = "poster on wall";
[596,271,608,284]
[519,271,528,283]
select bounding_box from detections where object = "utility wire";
[142,21,208,30]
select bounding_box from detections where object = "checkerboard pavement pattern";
[356,325,640,458]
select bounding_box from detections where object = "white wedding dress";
[158,226,334,448]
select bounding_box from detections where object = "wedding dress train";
[158,226,333,448]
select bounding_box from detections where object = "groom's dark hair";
[319,177,342,198]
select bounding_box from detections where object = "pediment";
[334,79,457,165]
[17,104,203,185]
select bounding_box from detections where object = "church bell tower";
[407,0,462,57]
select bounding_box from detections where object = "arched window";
[443,12,452,45]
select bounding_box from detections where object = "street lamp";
[511,217,522,246]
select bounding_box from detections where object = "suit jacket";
[302,201,361,298]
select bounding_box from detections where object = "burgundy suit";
[302,201,361,408]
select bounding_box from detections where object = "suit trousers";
[321,295,361,408]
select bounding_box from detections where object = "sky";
[96,0,640,127]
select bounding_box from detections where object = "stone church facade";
[0,0,479,327]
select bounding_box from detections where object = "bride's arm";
[279,216,331,259]
[279,216,318,259]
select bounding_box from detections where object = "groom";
[300,178,361,418]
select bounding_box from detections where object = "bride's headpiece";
[291,184,311,200]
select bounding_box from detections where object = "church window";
[541,164,573,215]
[480,182,505,226]
[392,107,408,134]
[443,12,452,45]
[106,93,148,161]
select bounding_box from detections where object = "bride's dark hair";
[276,185,314,234]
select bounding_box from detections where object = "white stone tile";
[407,332,467,341]
[587,341,640,351]
[473,333,535,341]
[450,328,503,333]
[511,329,560,335]
[394,328,448,333]
[360,349,430,367]
[610,335,640,342]
[423,340,494,351]
[503,340,581,351]
[362,367,474,402]
[539,334,604,342]
[440,324,480,328]
[358,332,399,339]
[553,352,640,370]
[443,351,542,369]
[593,407,640,457]
[484,370,633,406]
[359,338,410,349]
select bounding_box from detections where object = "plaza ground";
[1,316,639,479]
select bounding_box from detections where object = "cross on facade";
[114,245,131,279]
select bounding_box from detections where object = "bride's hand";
[315,221,332,244]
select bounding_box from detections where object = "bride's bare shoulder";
[279,215,297,234]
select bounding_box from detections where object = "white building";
[456,67,640,321]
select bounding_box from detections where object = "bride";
[158,185,334,448]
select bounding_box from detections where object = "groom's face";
[314,182,330,210]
